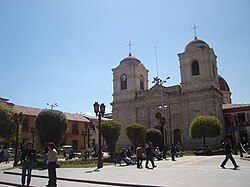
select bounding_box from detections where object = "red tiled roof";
[14,105,90,122]
[84,114,112,123]
[0,97,9,102]
[0,97,15,106]
[14,105,42,116]
[64,112,90,122]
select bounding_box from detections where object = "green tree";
[98,120,121,159]
[35,109,67,148]
[189,115,222,147]
[145,128,163,148]
[126,123,147,149]
[0,103,15,141]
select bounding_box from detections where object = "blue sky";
[0,0,250,114]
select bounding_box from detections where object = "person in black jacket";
[145,142,156,169]
[20,142,36,186]
[220,139,239,169]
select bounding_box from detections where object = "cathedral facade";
[111,37,232,150]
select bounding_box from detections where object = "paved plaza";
[0,155,250,187]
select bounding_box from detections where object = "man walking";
[145,142,156,169]
[220,139,239,169]
[20,142,36,186]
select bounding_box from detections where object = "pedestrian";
[20,142,36,187]
[4,147,10,164]
[170,144,176,161]
[47,142,58,187]
[203,144,212,156]
[0,149,4,163]
[136,144,143,168]
[145,142,156,169]
[43,144,49,169]
[154,147,163,160]
[238,141,243,158]
[220,139,240,169]
[17,147,21,164]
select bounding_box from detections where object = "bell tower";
[178,37,219,92]
[112,53,149,103]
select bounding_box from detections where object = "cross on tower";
[127,41,133,56]
[191,24,199,39]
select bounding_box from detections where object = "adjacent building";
[0,97,99,150]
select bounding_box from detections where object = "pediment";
[144,84,162,99]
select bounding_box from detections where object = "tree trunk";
[203,136,206,147]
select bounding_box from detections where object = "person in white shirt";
[46,142,58,187]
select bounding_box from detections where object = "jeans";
[22,161,34,186]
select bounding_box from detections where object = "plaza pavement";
[0,155,250,187]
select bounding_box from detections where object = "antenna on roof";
[155,46,159,78]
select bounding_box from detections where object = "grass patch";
[59,162,111,168]
[182,151,196,156]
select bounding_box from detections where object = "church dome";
[219,75,230,91]
[185,37,209,51]
[120,53,141,64]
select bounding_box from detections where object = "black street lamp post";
[233,115,238,155]
[152,76,170,158]
[46,103,58,110]
[13,112,25,166]
[93,102,106,169]
[31,127,35,145]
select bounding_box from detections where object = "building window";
[225,114,232,127]
[120,74,127,90]
[140,75,144,90]
[92,139,96,147]
[192,60,200,76]
[246,113,250,122]
[238,113,246,123]
[72,140,78,150]
[72,124,79,134]
[174,129,181,145]
[22,119,29,132]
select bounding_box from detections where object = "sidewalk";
[1,155,250,187]
[0,161,14,171]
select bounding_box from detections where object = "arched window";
[120,74,127,90]
[174,129,181,145]
[140,75,144,90]
[192,60,200,76]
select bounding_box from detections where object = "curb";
[4,171,165,187]
[240,157,250,161]
[0,181,35,187]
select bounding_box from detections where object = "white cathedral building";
[111,37,233,150]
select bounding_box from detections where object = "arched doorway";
[174,129,181,145]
